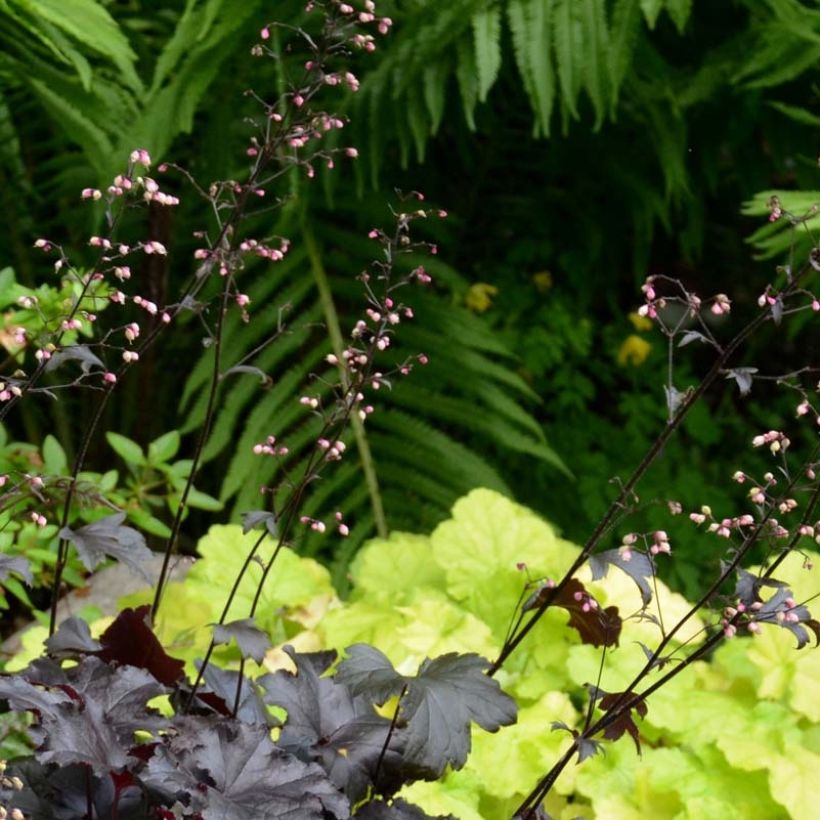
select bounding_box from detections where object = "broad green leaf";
[105,432,145,466]
[769,750,820,820]
[184,487,223,511]
[429,489,579,630]
[348,532,447,605]
[42,435,67,474]
[147,431,181,464]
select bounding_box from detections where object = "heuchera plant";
[0,0,818,818]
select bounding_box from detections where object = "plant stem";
[302,216,387,538]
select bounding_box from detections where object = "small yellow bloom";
[617,334,652,367]
[465,282,498,313]
[532,270,553,292]
[628,311,654,332]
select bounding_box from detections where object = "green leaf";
[349,532,448,605]
[639,0,664,28]
[147,430,181,465]
[105,432,145,466]
[608,0,642,115]
[768,101,820,127]
[422,60,449,135]
[472,6,502,102]
[554,0,582,122]
[455,36,479,130]
[41,435,67,474]
[14,0,142,92]
[185,487,223,512]
[579,0,609,128]
[664,0,692,32]
[25,77,112,175]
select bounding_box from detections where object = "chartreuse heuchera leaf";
[26,488,820,819]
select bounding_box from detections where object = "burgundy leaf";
[97,606,185,686]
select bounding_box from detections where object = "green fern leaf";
[607,0,641,116]
[407,83,429,163]
[13,0,142,92]
[579,0,609,128]
[422,59,450,135]
[768,101,820,127]
[554,0,583,126]
[664,0,692,32]
[639,0,663,28]
[472,5,503,102]
[455,35,479,130]
[508,0,557,137]
[25,77,112,174]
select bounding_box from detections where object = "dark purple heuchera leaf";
[725,367,758,396]
[143,719,350,819]
[337,646,517,779]
[0,673,72,722]
[755,587,820,649]
[260,647,405,802]
[2,657,169,776]
[25,656,169,742]
[197,663,270,724]
[44,615,102,657]
[0,553,32,585]
[550,721,604,764]
[589,549,655,607]
[354,798,454,819]
[334,644,406,703]
[590,687,648,755]
[212,618,271,663]
[241,509,278,536]
[0,760,148,820]
[400,653,517,777]
[733,567,785,607]
[525,578,621,647]
[60,512,152,579]
[96,605,185,686]
[44,344,104,374]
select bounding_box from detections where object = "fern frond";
[473,5,503,102]
[742,190,820,260]
[182,211,561,573]
[608,0,641,115]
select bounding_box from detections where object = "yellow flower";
[532,270,553,292]
[628,311,654,332]
[465,283,498,313]
[617,334,652,367]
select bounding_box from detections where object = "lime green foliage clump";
[117,489,820,819]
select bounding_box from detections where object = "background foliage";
[0,0,819,598]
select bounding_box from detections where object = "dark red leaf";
[598,690,647,754]
[96,606,184,686]
[553,578,621,647]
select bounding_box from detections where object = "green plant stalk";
[302,215,388,539]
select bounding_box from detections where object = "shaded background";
[0,0,818,613]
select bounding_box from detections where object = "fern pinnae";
[553,0,581,126]
[607,0,642,117]
[580,0,610,129]
[472,4,503,102]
